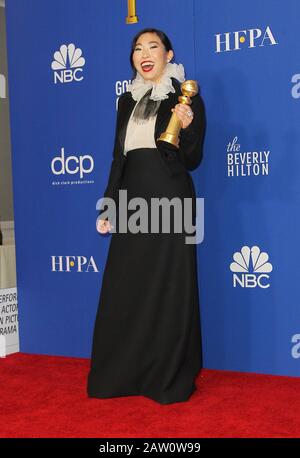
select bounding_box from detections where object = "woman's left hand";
[171,104,194,129]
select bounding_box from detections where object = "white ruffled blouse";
[123,63,185,156]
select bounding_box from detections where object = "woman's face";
[132,32,174,84]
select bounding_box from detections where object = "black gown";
[87,79,206,405]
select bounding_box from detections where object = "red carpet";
[0,353,300,438]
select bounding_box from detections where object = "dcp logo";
[51,147,94,179]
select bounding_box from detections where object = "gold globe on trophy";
[126,0,138,23]
[157,80,198,148]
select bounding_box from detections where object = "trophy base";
[126,16,138,24]
[157,132,179,148]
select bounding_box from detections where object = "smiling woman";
[87,28,206,405]
[130,29,174,83]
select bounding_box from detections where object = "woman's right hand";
[96,218,114,234]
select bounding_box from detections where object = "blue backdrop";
[5,0,300,377]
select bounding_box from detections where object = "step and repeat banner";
[5,0,300,377]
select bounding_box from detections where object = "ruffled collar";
[127,62,185,102]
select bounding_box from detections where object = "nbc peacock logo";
[230,245,273,288]
[51,43,85,84]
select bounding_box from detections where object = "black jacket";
[98,77,206,218]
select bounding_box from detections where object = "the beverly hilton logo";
[51,44,85,84]
[230,245,273,288]
[227,136,270,177]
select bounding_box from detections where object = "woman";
[87,28,206,405]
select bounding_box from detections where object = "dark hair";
[129,28,174,80]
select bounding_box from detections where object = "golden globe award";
[126,0,138,23]
[158,80,198,148]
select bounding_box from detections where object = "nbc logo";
[51,43,85,84]
[230,245,272,288]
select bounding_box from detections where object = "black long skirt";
[87,147,202,404]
